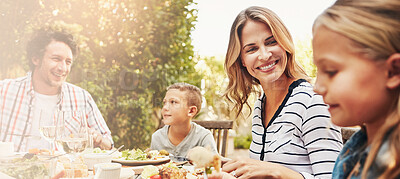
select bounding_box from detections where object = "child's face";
[312,25,392,128]
[240,20,287,85]
[162,89,191,125]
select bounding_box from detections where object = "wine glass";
[38,109,62,155]
[56,110,88,178]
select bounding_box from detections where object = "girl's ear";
[386,53,400,89]
[188,106,198,117]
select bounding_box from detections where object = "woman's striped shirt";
[249,79,343,179]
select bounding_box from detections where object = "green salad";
[120,149,148,160]
[92,147,107,153]
[0,155,52,179]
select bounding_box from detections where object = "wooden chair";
[193,120,234,157]
[341,127,360,144]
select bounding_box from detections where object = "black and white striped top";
[249,79,343,179]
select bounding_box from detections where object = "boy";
[150,82,218,157]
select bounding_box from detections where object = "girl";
[312,0,400,178]
[214,6,343,179]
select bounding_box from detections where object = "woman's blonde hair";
[223,6,308,117]
[314,0,400,178]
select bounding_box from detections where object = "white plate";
[112,157,170,166]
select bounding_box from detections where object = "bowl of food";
[83,153,113,170]
[0,153,57,179]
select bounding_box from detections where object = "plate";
[112,157,170,166]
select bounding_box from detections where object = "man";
[0,28,113,152]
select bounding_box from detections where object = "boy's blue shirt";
[332,129,400,179]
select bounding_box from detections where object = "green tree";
[0,0,200,149]
[295,38,317,80]
[194,55,230,120]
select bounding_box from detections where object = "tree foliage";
[0,0,200,149]
[295,38,317,80]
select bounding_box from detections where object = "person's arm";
[300,94,343,179]
[85,91,113,150]
[212,158,304,179]
[91,129,112,150]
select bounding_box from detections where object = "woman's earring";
[241,61,246,68]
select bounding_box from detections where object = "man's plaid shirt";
[0,72,113,152]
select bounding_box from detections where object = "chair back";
[193,120,233,157]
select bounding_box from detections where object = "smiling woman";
[239,20,287,85]
[213,6,343,179]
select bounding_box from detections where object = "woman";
[216,6,343,178]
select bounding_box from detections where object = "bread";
[63,163,88,178]
[187,146,221,172]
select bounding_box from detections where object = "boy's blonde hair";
[223,6,309,118]
[314,0,400,178]
[167,82,202,116]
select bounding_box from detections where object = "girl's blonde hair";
[223,6,308,117]
[314,0,400,178]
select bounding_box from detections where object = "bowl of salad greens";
[0,153,57,179]
[83,148,113,170]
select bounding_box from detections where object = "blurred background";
[0,0,334,154]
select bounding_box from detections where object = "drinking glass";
[39,109,62,155]
[56,110,88,178]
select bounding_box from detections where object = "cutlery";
[108,145,124,155]
[169,155,191,162]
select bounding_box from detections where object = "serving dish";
[112,157,170,166]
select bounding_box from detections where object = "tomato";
[150,175,161,179]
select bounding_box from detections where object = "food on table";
[58,155,89,178]
[187,146,221,174]
[0,153,56,179]
[120,148,148,160]
[141,165,160,179]
[159,149,169,156]
[140,162,198,179]
[118,148,169,160]
[92,147,108,153]
[159,162,188,179]
[62,163,88,178]
[28,148,51,155]
[83,153,113,170]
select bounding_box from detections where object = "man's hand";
[89,129,112,150]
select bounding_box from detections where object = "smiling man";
[0,28,113,152]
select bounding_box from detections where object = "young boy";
[150,82,218,157]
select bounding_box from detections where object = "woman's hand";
[205,171,235,179]
[217,158,303,179]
